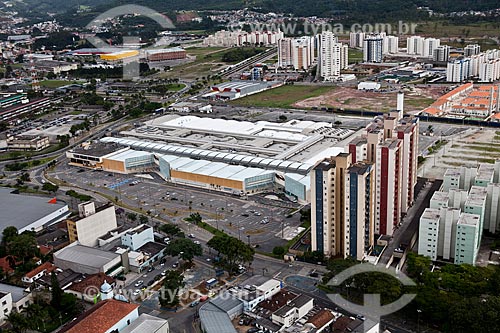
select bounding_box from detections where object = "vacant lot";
[230,85,334,108]
[416,21,500,39]
[293,86,440,112]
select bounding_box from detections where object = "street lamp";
[247,235,251,246]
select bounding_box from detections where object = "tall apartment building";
[479,59,500,82]
[349,31,365,48]
[363,35,384,63]
[433,45,450,62]
[464,44,481,57]
[203,29,284,47]
[278,36,315,70]
[407,36,441,57]
[446,59,471,82]
[347,96,419,236]
[311,154,375,260]
[383,35,399,54]
[67,202,118,247]
[318,31,347,80]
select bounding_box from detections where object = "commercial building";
[202,81,283,101]
[6,135,49,151]
[0,188,70,235]
[145,47,186,61]
[28,60,78,74]
[318,31,347,80]
[199,293,244,333]
[93,115,354,203]
[67,202,118,247]
[278,36,315,70]
[53,243,124,276]
[60,299,139,333]
[0,97,56,122]
[363,34,384,63]
[228,275,281,311]
[0,93,28,109]
[100,50,140,61]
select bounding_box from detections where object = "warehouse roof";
[0,188,69,235]
[54,244,120,268]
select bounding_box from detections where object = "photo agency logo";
[326,263,416,333]
[229,21,418,36]
[86,5,176,80]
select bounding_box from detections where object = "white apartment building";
[318,31,346,80]
[479,59,500,82]
[349,31,365,48]
[407,36,440,57]
[277,36,315,70]
[464,44,481,57]
[454,213,481,265]
[433,45,450,62]
[383,35,399,54]
[363,35,384,63]
[203,30,284,47]
[446,59,471,82]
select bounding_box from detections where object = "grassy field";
[348,48,363,63]
[230,85,334,109]
[416,21,500,39]
[159,47,229,79]
[39,80,84,88]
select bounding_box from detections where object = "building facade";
[67,202,118,247]
[363,35,383,63]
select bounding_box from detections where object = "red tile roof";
[0,256,18,274]
[68,272,115,294]
[307,309,335,329]
[25,262,56,279]
[60,299,138,333]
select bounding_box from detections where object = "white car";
[194,240,201,245]
[133,289,140,296]
[134,280,144,287]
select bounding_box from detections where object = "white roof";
[104,149,151,161]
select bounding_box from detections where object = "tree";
[2,227,18,246]
[165,238,202,264]
[159,270,185,308]
[42,183,59,193]
[7,233,38,263]
[207,234,254,275]
[272,246,286,256]
[185,212,202,225]
[139,215,149,225]
[127,212,137,223]
[50,271,63,309]
[159,224,183,237]
[7,312,29,333]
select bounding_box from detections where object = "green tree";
[127,212,137,223]
[159,270,185,308]
[207,234,254,275]
[7,311,29,333]
[50,271,63,310]
[272,246,286,256]
[159,224,183,237]
[42,183,59,193]
[2,227,18,245]
[139,215,149,225]
[185,212,202,224]
[165,238,202,264]
[7,233,38,263]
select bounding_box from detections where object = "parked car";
[134,280,144,287]
[147,266,154,272]
[247,328,260,333]
[190,300,200,307]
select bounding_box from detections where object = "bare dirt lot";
[293,86,444,112]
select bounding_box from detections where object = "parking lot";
[51,161,304,252]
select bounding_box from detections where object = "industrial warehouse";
[66,115,357,202]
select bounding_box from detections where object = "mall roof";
[0,188,68,235]
[101,137,314,175]
[159,155,273,181]
[103,149,152,162]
